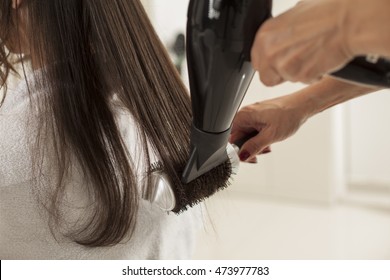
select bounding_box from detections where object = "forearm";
[287,77,379,118]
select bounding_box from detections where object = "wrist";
[289,89,319,120]
[274,90,316,125]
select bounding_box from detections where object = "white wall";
[347,90,390,187]
[143,0,189,46]
[145,0,300,44]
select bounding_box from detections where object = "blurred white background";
[142,0,390,259]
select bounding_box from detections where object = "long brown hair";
[0,0,231,247]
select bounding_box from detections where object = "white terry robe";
[0,72,201,260]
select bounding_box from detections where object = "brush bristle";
[172,160,232,213]
[147,158,232,213]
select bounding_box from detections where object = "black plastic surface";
[332,57,390,88]
[181,125,231,183]
[186,0,272,133]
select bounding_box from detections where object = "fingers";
[230,106,263,143]
[246,157,258,164]
[250,0,353,85]
[238,133,271,162]
[259,68,284,87]
[251,25,285,87]
[252,25,323,85]
[229,130,247,146]
[261,146,272,154]
[247,146,272,164]
[231,104,277,162]
[230,130,272,163]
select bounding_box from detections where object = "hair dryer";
[182,0,390,184]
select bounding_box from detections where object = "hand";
[230,96,309,162]
[251,0,354,86]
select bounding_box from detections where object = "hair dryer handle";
[331,56,390,88]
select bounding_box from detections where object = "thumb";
[238,133,270,162]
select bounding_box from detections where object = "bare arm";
[230,77,380,161]
[297,77,379,117]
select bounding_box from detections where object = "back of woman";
[0,0,230,259]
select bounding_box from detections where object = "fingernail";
[239,150,251,161]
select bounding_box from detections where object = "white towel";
[0,72,201,259]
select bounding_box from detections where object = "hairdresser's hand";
[230,96,309,162]
[251,0,390,86]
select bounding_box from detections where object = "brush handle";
[227,130,259,174]
[233,130,259,149]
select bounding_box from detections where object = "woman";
[0,0,230,259]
